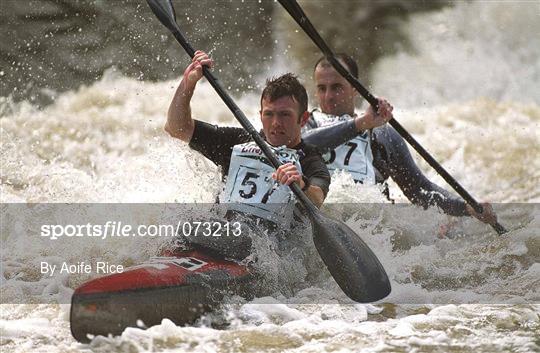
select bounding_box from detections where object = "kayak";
[70,247,255,342]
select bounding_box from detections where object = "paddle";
[146,0,391,303]
[277,0,507,235]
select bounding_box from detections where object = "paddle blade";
[146,0,178,33]
[311,214,391,302]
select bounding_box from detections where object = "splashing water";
[1,2,539,352]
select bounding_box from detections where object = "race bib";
[309,111,375,184]
[220,142,301,224]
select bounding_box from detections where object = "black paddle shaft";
[277,0,507,235]
[145,0,316,213]
[146,0,392,303]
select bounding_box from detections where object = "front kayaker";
[165,50,332,258]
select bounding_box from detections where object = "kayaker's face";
[314,63,357,116]
[260,96,308,148]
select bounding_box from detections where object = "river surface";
[1,1,539,352]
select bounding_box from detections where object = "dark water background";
[1,0,449,106]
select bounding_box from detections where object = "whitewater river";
[1,1,539,352]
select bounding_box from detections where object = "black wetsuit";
[303,113,468,216]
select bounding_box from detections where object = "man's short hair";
[261,73,308,117]
[314,54,359,79]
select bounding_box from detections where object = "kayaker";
[302,54,498,227]
[166,50,331,205]
[165,50,332,258]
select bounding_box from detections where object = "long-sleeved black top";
[303,115,468,216]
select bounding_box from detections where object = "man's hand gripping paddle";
[146,0,391,303]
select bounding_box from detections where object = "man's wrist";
[355,115,368,132]
[180,76,198,93]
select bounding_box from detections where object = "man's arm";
[378,126,498,224]
[165,50,213,142]
[303,98,393,150]
[373,125,469,216]
[303,119,358,151]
